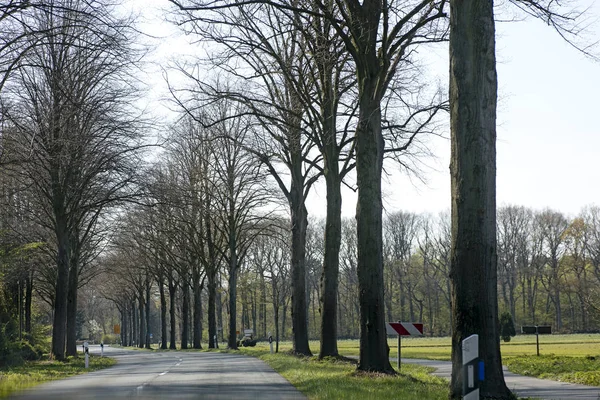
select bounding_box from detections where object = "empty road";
[11,345,305,400]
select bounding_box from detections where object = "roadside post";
[100,342,104,357]
[462,334,480,400]
[214,335,218,349]
[268,332,274,354]
[521,325,552,356]
[84,341,89,369]
[385,322,424,371]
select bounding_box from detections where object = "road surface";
[11,345,305,400]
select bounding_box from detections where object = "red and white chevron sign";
[386,322,424,336]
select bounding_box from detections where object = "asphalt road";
[396,358,600,400]
[11,345,306,400]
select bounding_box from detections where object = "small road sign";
[386,322,424,371]
[386,322,424,336]
[521,325,552,356]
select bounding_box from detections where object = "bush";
[500,311,516,342]
[101,334,119,345]
[14,340,39,361]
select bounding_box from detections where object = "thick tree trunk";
[66,260,79,357]
[168,275,177,349]
[25,271,33,335]
[159,279,167,349]
[217,276,224,342]
[354,82,391,372]
[145,279,151,349]
[228,265,238,349]
[138,292,145,348]
[290,197,311,355]
[448,1,510,398]
[208,269,217,348]
[181,280,190,349]
[320,169,342,359]
[51,220,69,360]
[66,235,81,357]
[132,302,137,347]
[193,268,203,349]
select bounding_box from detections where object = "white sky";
[131,0,600,219]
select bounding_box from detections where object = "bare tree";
[2,0,146,359]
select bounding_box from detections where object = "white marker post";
[84,341,89,369]
[462,334,479,400]
[100,342,104,358]
[268,332,273,354]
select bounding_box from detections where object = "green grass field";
[257,333,600,387]
[234,347,449,400]
[0,354,116,399]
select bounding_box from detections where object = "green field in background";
[261,333,600,360]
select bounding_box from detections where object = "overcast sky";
[134,0,600,219]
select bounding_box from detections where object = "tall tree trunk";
[51,219,69,360]
[208,268,217,348]
[132,302,137,347]
[228,265,238,349]
[448,1,510,398]
[193,267,203,349]
[217,276,224,342]
[66,258,79,357]
[159,279,167,349]
[25,271,33,335]
[145,278,151,349]
[282,297,288,341]
[319,172,341,359]
[169,281,177,349]
[181,280,189,349]
[138,291,145,348]
[290,197,311,355]
[355,83,391,372]
[66,233,80,357]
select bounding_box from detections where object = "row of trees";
[0,0,147,361]
[1,0,587,398]
[101,204,600,346]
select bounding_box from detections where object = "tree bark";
[208,268,217,348]
[228,263,238,349]
[159,279,168,349]
[290,197,311,355]
[169,278,177,349]
[66,257,79,357]
[448,1,510,398]
[319,158,342,359]
[145,278,151,349]
[51,218,69,360]
[355,84,391,372]
[181,279,189,349]
[138,291,145,348]
[192,267,203,349]
[25,270,33,335]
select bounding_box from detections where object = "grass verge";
[0,354,116,399]
[237,347,449,400]
[504,354,600,386]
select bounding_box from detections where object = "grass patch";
[243,335,600,388]
[237,347,449,400]
[505,354,600,386]
[0,354,116,399]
